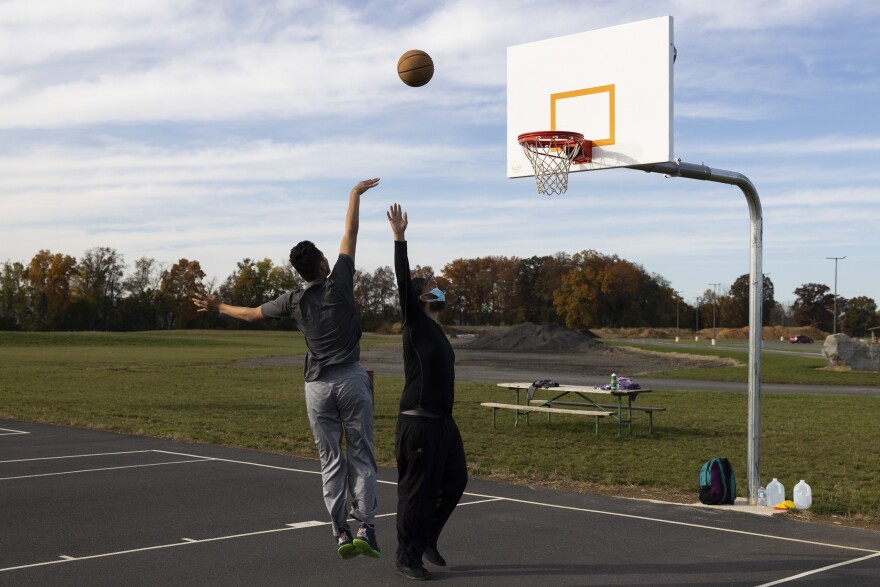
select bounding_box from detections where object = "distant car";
[789,335,814,344]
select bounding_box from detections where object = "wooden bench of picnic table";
[529,400,666,433]
[480,402,611,436]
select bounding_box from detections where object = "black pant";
[395,414,468,567]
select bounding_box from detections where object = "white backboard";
[507,16,674,178]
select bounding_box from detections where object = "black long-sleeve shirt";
[395,240,455,415]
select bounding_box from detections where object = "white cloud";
[1,1,879,304]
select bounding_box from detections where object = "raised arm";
[387,202,408,242]
[339,178,380,261]
[192,292,264,322]
[388,204,421,323]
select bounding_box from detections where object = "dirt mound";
[769,325,829,341]
[592,327,682,339]
[696,326,830,341]
[464,322,602,352]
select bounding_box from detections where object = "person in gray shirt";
[193,178,382,560]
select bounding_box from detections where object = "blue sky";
[1,0,878,308]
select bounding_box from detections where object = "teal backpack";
[698,457,736,505]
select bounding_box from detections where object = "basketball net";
[518,132,592,196]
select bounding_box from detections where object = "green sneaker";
[353,523,381,558]
[337,528,359,560]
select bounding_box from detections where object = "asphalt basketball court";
[2,418,878,586]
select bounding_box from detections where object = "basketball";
[397,50,434,87]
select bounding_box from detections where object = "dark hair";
[289,240,323,282]
[410,277,428,301]
[410,277,446,312]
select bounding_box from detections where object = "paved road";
[250,338,879,397]
[361,344,880,398]
[611,337,824,358]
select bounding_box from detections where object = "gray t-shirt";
[261,254,361,382]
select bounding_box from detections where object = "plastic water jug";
[793,480,812,510]
[756,485,767,507]
[766,478,785,507]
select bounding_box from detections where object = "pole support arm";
[631,160,764,506]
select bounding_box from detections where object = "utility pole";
[675,295,680,342]
[709,283,721,344]
[826,256,846,335]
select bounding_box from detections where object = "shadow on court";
[2,419,878,586]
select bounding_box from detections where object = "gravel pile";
[463,322,603,352]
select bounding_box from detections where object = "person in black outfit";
[387,203,468,581]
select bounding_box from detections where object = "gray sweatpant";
[304,362,377,536]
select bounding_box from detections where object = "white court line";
[0,450,152,464]
[285,521,326,529]
[2,449,873,578]
[152,450,400,485]
[0,520,332,572]
[756,551,880,586]
[0,428,29,436]
[0,458,214,481]
[487,495,880,555]
[152,450,327,477]
[156,450,880,555]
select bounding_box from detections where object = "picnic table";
[486,382,663,435]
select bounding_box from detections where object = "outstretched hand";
[192,292,221,313]
[352,178,380,196]
[387,203,408,240]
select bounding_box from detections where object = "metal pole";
[676,296,680,340]
[826,256,846,335]
[709,283,721,342]
[633,160,763,505]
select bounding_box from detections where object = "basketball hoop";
[517,131,592,195]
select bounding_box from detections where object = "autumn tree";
[634,272,679,328]
[552,251,601,329]
[354,265,397,330]
[553,251,642,329]
[267,263,302,298]
[160,258,207,328]
[792,283,835,330]
[724,274,776,328]
[23,250,78,330]
[221,259,271,307]
[117,257,164,330]
[0,261,27,330]
[512,253,574,325]
[840,296,877,336]
[71,246,126,329]
[441,257,519,325]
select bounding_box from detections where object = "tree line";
[1,247,877,335]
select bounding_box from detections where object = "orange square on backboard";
[550,84,615,147]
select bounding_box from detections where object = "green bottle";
[610,373,618,391]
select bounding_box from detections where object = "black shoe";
[423,545,446,567]
[337,528,359,560]
[353,523,381,558]
[395,563,431,580]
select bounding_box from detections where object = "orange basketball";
[397,50,434,87]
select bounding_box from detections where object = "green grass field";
[2,330,878,526]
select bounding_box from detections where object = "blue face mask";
[420,288,445,303]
